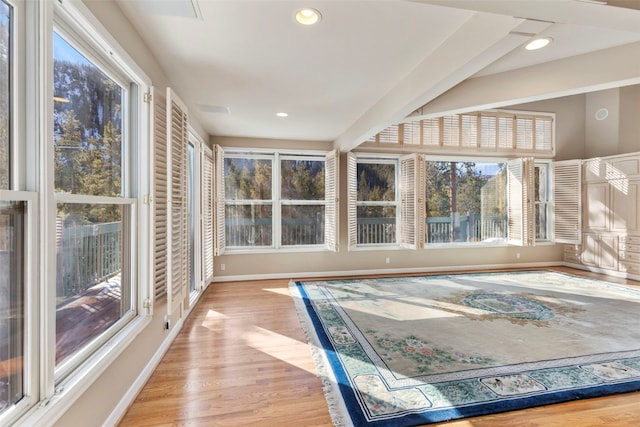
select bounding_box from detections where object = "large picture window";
[425,161,507,244]
[53,31,135,371]
[221,149,335,251]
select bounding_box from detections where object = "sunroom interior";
[2,0,640,426]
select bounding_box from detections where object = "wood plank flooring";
[118,267,640,426]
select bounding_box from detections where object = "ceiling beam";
[333,12,528,152]
[409,40,640,119]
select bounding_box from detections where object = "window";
[52,29,138,374]
[224,154,273,248]
[0,1,9,190]
[425,160,507,244]
[219,148,337,252]
[363,110,555,155]
[534,163,551,241]
[280,156,326,246]
[348,155,398,246]
[0,201,24,414]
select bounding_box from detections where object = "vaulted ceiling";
[114,0,640,151]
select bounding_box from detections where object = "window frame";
[11,0,154,424]
[423,155,510,247]
[221,147,334,253]
[349,153,400,249]
[534,160,552,242]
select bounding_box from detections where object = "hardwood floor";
[118,267,640,426]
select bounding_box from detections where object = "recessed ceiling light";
[276,112,289,118]
[295,8,321,26]
[525,37,553,51]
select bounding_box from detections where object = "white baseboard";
[103,316,185,427]
[212,261,565,283]
[562,261,640,282]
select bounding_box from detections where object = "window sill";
[17,314,152,427]
[223,245,330,255]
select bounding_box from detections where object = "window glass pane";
[280,159,324,200]
[535,165,549,240]
[357,206,396,244]
[53,33,124,196]
[224,158,272,200]
[425,161,507,244]
[0,2,11,190]
[357,163,395,201]
[225,204,272,247]
[187,143,195,293]
[55,204,130,365]
[0,201,24,415]
[281,205,324,246]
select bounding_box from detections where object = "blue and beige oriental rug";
[291,270,640,426]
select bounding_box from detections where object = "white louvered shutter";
[497,115,514,150]
[167,88,189,314]
[535,116,554,151]
[516,117,534,150]
[214,144,226,256]
[422,118,440,147]
[442,115,460,148]
[399,153,424,249]
[378,124,399,144]
[202,145,214,283]
[152,87,168,303]
[480,114,497,149]
[507,158,535,246]
[325,149,339,252]
[347,152,358,250]
[553,159,582,244]
[460,114,478,149]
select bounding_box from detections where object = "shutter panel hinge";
[143,194,153,205]
[143,299,151,309]
[144,92,152,103]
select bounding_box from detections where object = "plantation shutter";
[516,117,534,150]
[213,144,226,256]
[460,114,478,149]
[202,145,215,283]
[480,114,497,149]
[152,87,168,303]
[507,158,535,246]
[422,118,439,147]
[535,116,554,151]
[325,149,339,252]
[553,159,582,244]
[347,152,358,250]
[442,115,460,148]
[497,115,514,150]
[167,88,189,315]
[399,153,423,249]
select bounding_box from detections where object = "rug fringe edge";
[289,280,353,427]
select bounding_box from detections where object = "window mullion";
[273,152,280,249]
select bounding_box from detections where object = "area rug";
[290,270,640,426]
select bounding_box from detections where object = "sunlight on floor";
[242,325,317,375]
[201,309,229,331]
[262,287,291,296]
